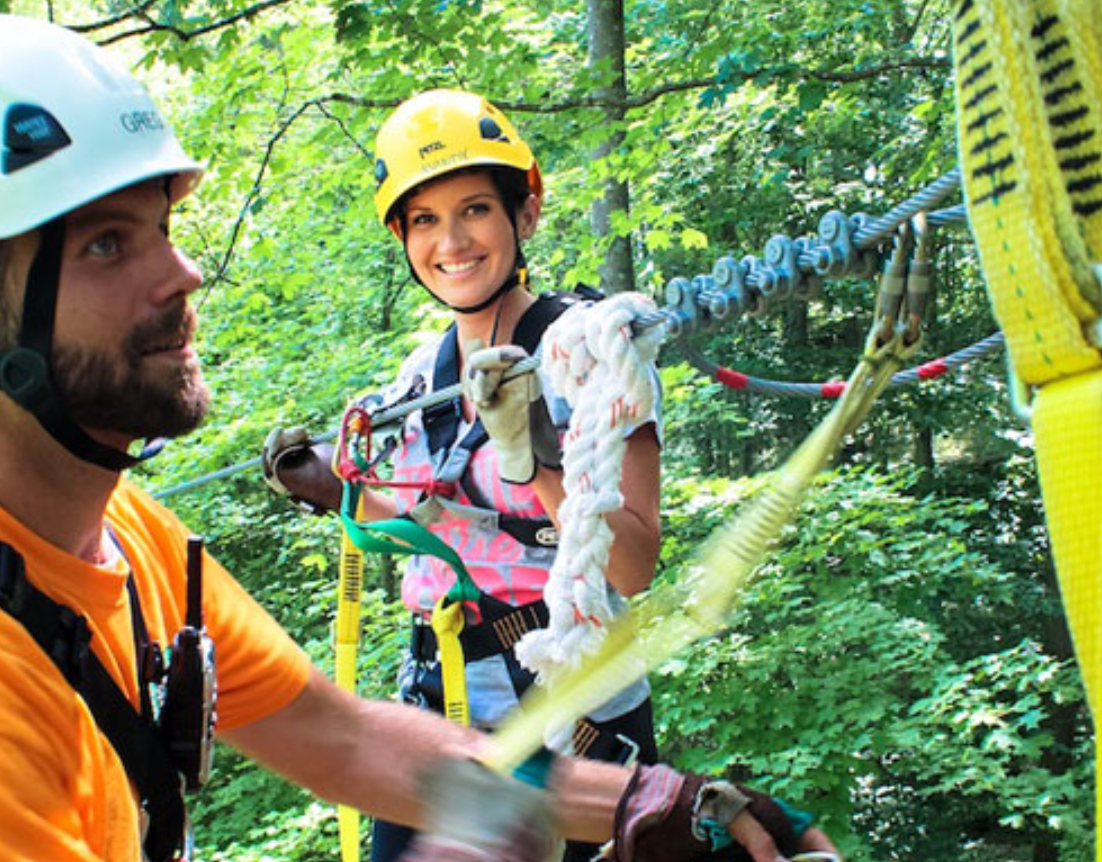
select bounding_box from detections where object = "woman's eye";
[87,232,120,257]
[466,202,491,217]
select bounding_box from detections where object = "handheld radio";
[159,536,217,791]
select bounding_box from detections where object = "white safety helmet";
[0,15,203,472]
[0,14,202,239]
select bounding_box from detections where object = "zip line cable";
[153,171,970,502]
[680,331,1005,399]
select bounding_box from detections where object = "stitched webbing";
[954,2,1102,853]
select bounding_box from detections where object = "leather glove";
[396,759,560,862]
[261,426,340,515]
[602,764,802,862]
[462,341,562,484]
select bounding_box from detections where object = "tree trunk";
[587,0,634,294]
[780,300,812,448]
[913,424,934,471]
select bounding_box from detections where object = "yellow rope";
[486,330,914,774]
[953,1,1101,854]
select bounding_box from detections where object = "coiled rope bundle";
[515,292,663,681]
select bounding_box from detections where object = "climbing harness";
[331,289,617,703]
[0,534,216,862]
[952,0,1102,855]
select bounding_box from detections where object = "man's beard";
[50,301,211,441]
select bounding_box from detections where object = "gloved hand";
[462,341,562,485]
[261,426,341,515]
[396,758,560,862]
[602,764,836,862]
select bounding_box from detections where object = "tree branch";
[807,55,948,83]
[86,0,297,46]
[319,55,949,116]
[901,0,935,45]
[67,1,160,33]
[210,96,370,286]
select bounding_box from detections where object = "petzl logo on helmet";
[119,109,166,134]
[2,104,72,175]
[418,140,444,159]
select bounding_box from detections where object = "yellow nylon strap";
[431,596,471,726]
[954,1,1101,854]
[336,501,366,862]
[1033,372,1102,835]
[955,0,1101,382]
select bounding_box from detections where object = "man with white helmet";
[0,14,837,862]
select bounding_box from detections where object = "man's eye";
[87,232,120,257]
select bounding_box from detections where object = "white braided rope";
[515,292,663,682]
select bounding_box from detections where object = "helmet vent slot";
[2,104,71,175]
[478,117,508,143]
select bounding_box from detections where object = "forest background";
[5,0,1094,859]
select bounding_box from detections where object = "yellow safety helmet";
[373,89,542,236]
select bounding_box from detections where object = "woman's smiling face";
[402,171,537,311]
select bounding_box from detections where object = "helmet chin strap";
[0,218,161,472]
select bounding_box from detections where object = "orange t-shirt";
[0,479,312,861]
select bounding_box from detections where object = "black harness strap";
[0,541,185,862]
[410,596,550,664]
[419,290,601,548]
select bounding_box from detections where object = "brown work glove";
[602,764,800,862]
[261,426,340,514]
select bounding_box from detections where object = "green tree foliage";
[7,0,1092,858]
[655,464,1090,861]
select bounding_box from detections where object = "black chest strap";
[417,290,600,548]
[423,290,590,463]
[0,541,185,862]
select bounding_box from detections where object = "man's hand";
[261,427,341,514]
[462,341,561,484]
[605,764,841,862]
[396,759,560,862]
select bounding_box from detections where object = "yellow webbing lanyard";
[486,323,919,774]
[953,1,1101,852]
[333,487,476,860]
[336,498,366,862]
[432,596,471,727]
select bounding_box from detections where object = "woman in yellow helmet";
[268,89,663,862]
[369,88,665,862]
